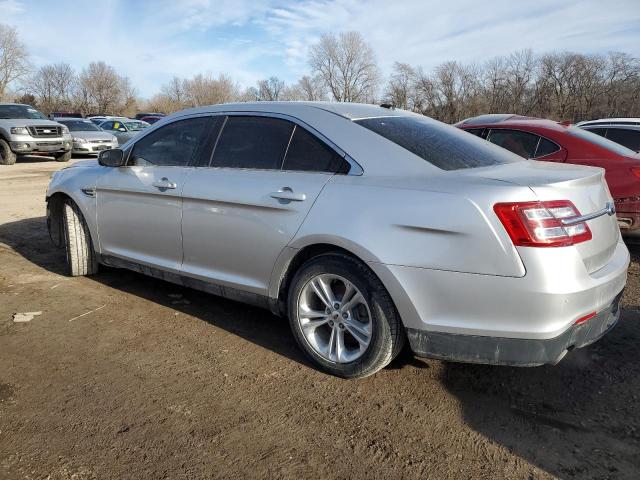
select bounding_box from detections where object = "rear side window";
[282,126,349,173]
[355,116,521,170]
[606,128,640,152]
[212,116,294,170]
[534,137,560,158]
[129,117,210,167]
[487,129,538,158]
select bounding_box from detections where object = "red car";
[456,114,640,238]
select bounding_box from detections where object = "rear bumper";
[406,290,623,366]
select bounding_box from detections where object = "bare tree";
[309,31,380,102]
[256,76,285,101]
[183,73,239,106]
[297,75,326,101]
[384,62,415,109]
[0,23,30,100]
[79,62,126,114]
[26,63,76,114]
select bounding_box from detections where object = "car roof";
[172,101,413,121]
[54,117,88,121]
[457,114,573,132]
[581,123,640,131]
[577,118,640,126]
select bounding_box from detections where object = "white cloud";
[3,0,639,97]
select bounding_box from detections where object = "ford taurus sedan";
[46,102,629,378]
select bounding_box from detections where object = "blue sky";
[3,0,640,97]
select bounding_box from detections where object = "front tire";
[288,253,405,378]
[62,200,98,276]
[55,151,72,162]
[0,139,17,165]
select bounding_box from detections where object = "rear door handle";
[270,187,306,202]
[152,177,177,190]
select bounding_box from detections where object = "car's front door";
[96,116,211,272]
[180,115,351,296]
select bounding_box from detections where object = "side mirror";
[118,127,127,132]
[98,148,125,167]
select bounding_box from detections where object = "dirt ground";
[0,157,638,480]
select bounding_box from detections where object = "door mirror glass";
[118,127,127,132]
[99,148,125,167]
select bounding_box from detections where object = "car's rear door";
[180,114,350,296]
[96,116,211,272]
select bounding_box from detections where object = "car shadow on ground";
[441,243,640,478]
[0,216,314,370]
[2,216,639,478]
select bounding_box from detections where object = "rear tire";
[288,253,405,378]
[55,151,72,162]
[62,200,98,276]
[0,139,17,165]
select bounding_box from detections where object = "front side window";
[487,129,539,158]
[212,116,294,170]
[282,126,349,173]
[605,128,640,152]
[100,121,115,131]
[129,117,210,167]
[355,116,522,170]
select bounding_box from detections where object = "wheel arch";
[270,239,386,318]
[46,189,98,251]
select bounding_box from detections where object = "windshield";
[355,115,523,170]
[59,119,101,132]
[0,104,47,120]
[568,126,637,156]
[124,121,149,131]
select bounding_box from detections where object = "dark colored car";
[456,114,640,238]
[139,115,164,124]
[134,112,165,120]
[578,123,640,153]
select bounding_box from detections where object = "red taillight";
[632,167,640,180]
[494,200,592,247]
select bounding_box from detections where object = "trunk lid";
[461,160,620,273]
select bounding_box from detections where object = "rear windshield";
[569,126,637,157]
[355,115,523,170]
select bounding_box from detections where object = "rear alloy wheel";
[288,253,404,378]
[55,151,72,162]
[0,139,17,165]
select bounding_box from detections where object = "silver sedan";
[55,118,118,155]
[45,102,629,378]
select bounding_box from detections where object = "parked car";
[55,118,118,156]
[134,112,165,120]
[456,114,640,238]
[46,102,629,378]
[98,118,149,144]
[139,115,164,125]
[577,120,640,153]
[0,103,72,165]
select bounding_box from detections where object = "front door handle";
[152,177,177,190]
[270,187,306,202]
